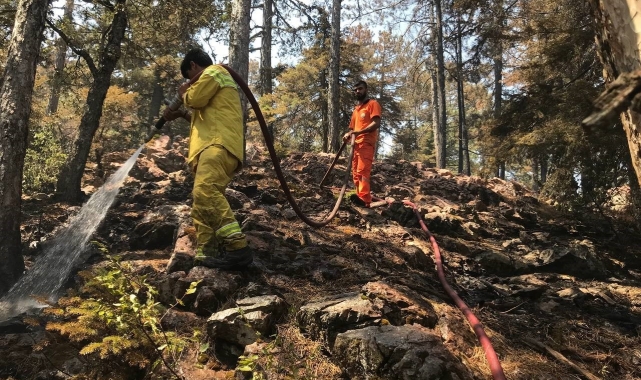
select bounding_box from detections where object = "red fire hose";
[403,199,507,380]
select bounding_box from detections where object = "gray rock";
[298,282,439,348]
[297,292,384,346]
[155,271,187,305]
[176,267,240,315]
[476,250,527,276]
[535,240,607,279]
[226,188,253,210]
[361,282,438,328]
[166,223,196,274]
[333,325,474,380]
[207,295,288,354]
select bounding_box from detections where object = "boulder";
[297,292,384,346]
[535,240,607,279]
[297,282,439,348]
[333,325,474,380]
[177,267,241,315]
[362,282,438,328]
[208,295,288,363]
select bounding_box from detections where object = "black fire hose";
[319,139,348,189]
[221,64,353,228]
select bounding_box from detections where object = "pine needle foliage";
[44,256,200,379]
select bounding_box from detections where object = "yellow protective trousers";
[352,141,375,204]
[190,145,247,256]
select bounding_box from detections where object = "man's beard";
[355,92,367,101]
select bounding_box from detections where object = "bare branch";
[46,18,98,76]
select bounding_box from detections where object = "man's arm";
[182,71,220,109]
[352,116,380,135]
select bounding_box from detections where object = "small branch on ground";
[523,338,601,380]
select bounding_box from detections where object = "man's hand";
[343,131,353,142]
[178,82,191,96]
[163,108,186,121]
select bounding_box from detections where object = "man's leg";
[191,145,251,268]
[352,145,361,192]
[354,143,374,205]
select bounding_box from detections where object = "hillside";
[2,135,641,380]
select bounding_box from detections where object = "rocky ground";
[2,135,641,380]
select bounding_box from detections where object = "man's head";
[181,48,213,79]
[352,80,368,101]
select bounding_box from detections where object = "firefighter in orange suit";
[343,80,382,207]
[163,48,252,270]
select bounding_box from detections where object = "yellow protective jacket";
[183,64,244,168]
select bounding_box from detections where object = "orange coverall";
[349,99,382,205]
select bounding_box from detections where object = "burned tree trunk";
[54,0,127,202]
[0,0,49,295]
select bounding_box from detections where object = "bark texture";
[327,0,341,152]
[55,0,127,202]
[0,0,50,295]
[434,0,447,169]
[229,0,251,162]
[589,0,641,187]
[260,0,273,96]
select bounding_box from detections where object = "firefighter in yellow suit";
[163,48,252,270]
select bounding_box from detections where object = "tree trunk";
[493,0,505,179]
[533,157,540,191]
[260,0,273,96]
[590,0,641,188]
[147,70,163,125]
[434,0,447,168]
[229,0,250,161]
[0,0,49,295]
[319,10,330,153]
[55,1,127,202]
[320,68,329,152]
[430,60,439,167]
[260,0,273,138]
[47,0,73,115]
[456,13,469,175]
[327,0,341,152]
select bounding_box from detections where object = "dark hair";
[180,48,213,78]
[353,80,368,89]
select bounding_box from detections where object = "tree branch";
[46,18,98,76]
[80,0,115,12]
[582,70,641,130]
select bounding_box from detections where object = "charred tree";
[0,0,50,295]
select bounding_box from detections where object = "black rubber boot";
[194,246,253,270]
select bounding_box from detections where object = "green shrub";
[45,256,200,379]
[23,124,67,193]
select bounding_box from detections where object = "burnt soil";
[2,138,641,380]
